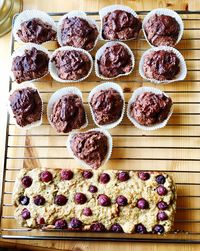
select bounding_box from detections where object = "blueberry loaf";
[13,168,176,234]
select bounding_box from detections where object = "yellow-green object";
[0,0,22,37]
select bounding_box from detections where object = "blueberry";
[40,171,53,182]
[21,176,32,188]
[135,223,147,234]
[116,195,128,206]
[111,223,123,233]
[90,223,106,232]
[69,218,82,229]
[153,224,165,234]
[157,201,168,210]
[156,175,166,184]
[88,185,98,193]
[33,195,46,206]
[99,173,110,184]
[19,195,29,205]
[21,208,30,220]
[157,211,168,221]
[83,207,92,216]
[157,186,167,196]
[54,195,67,206]
[74,193,87,204]
[117,171,129,182]
[82,170,93,179]
[54,219,67,229]
[98,194,111,206]
[37,217,45,225]
[138,172,150,181]
[136,198,149,209]
[60,169,73,180]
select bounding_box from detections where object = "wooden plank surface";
[1,0,200,250]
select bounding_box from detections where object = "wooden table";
[0,0,200,250]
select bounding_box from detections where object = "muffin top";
[102,10,141,40]
[60,17,99,50]
[97,43,132,78]
[17,18,56,44]
[143,50,180,81]
[9,87,42,127]
[70,131,108,169]
[130,92,172,126]
[11,47,49,83]
[144,14,180,47]
[51,50,91,81]
[90,88,123,125]
[50,94,86,133]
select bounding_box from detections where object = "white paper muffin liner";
[49,46,93,83]
[127,86,173,131]
[47,87,88,133]
[13,9,57,44]
[99,5,141,41]
[66,128,113,169]
[95,41,135,80]
[8,83,43,130]
[88,82,125,130]
[57,10,99,51]
[142,8,184,48]
[139,46,187,84]
[10,43,50,84]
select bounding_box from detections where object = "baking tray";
[1,11,200,243]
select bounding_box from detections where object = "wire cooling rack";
[1,11,200,243]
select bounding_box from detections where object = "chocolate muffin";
[102,10,142,40]
[97,43,132,78]
[90,88,123,125]
[70,131,108,169]
[60,17,98,50]
[17,18,56,44]
[143,50,180,81]
[144,14,180,47]
[130,92,172,126]
[9,87,42,127]
[51,50,91,81]
[50,94,86,133]
[11,47,49,83]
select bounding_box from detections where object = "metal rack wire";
[1,11,200,242]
